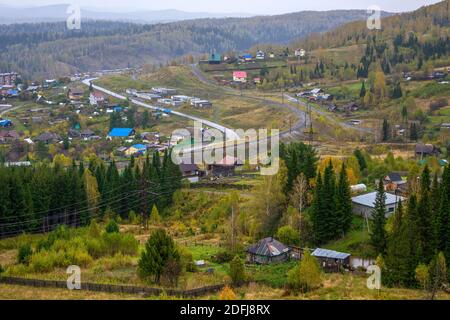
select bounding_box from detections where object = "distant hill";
[0,4,253,24]
[0,9,393,79]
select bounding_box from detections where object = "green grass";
[250,261,297,288]
[323,217,376,259]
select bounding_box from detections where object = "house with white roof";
[352,192,406,218]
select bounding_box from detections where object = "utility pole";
[140,178,149,230]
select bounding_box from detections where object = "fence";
[0,276,225,298]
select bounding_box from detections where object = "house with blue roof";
[107,128,135,139]
[125,144,147,156]
[0,119,13,127]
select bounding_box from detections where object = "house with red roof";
[233,71,247,83]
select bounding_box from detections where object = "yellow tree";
[83,169,100,218]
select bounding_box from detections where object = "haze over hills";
[0,9,393,79]
[0,4,253,24]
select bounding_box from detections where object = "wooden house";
[247,237,291,264]
[311,248,351,272]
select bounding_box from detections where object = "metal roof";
[108,128,134,137]
[351,192,406,208]
[312,248,350,260]
[247,237,290,257]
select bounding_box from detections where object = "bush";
[212,251,234,264]
[96,254,135,271]
[105,220,120,234]
[0,264,4,274]
[229,255,246,286]
[287,250,322,295]
[88,220,102,238]
[218,285,237,300]
[17,243,33,265]
[276,226,300,246]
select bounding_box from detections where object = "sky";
[0,0,443,14]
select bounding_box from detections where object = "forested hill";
[294,0,450,50]
[0,10,390,79]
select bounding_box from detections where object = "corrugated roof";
[352,192,406,208]
[108,128,134,137]
[247,237,290,257]
[312,248,350,260]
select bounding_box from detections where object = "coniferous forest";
[0,151,182,238]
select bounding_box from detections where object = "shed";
[311,248,351,271]
[247,237,291,264]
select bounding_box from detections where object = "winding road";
[82,78,241,141]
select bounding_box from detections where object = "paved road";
[82,78,240,141]
[189,64,307,138]
[284,94,374,134]
[191,64,373,136]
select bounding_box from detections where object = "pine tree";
[382,119,390,142]
[371,178,387,256]
[384,200,414,287]
[336,164,353,235]
[417,165,435,263]
[359,81,366,98]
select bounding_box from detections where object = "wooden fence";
[0,276,225,298]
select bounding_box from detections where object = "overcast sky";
[0,0,443,14]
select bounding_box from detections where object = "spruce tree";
[385,200,414,287]
[417,166,435,263]
[336,163,353,235]
[371,178,387,256]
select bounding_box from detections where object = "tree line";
[0,151,182,238]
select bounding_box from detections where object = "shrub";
[212,251,234,264]
[219,285,237,300]
[96,254,135,271]
[17,243,33,265]
[287,250,322,295]
[88,220,102,238]
[276,226,300,246]
[105,220,120,234]
[0,264,4,274]
[179,247,196,273]
[229,255,246,286]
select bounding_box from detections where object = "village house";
[441,123,450,129]
[0,72,19,86]
[179,163,204,183]
[241,54,253,62]
[208,53,222,64]
[107,128,135,139]
[415,143,441,158]
[81,129,95,140]
[352,192,406,218]
[294,48,306,57]
[343,102,360,112]
[89,91,106,106]
[0,130,19,143]
[256,50,265,60]
[68,88,84,101]
[207,155,243,177]
[34,132,61,144]
[246,237,291,265]
[0,119,13,128]
[383,172,407,193]
[233,71,247,83]
[191,100,212,108]
[125,144,147,157]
